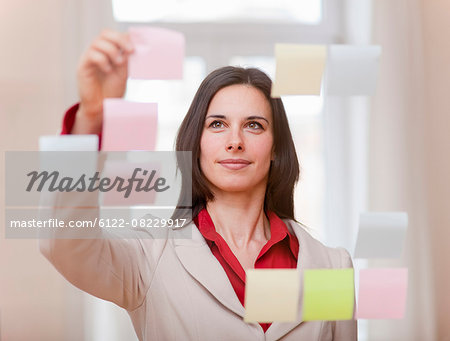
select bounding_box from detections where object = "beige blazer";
[40,217,357,341]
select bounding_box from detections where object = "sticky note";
[102,99,157,151]
[128,26,185,80]
[302,268,354,321]
[101,160,160,206]
[39,135,98,151]
[354,212,408,259]
[356,268,408,319]
[38,136,98,180]
[326,45,381,96]
[271,44,326,97]
[244,269,300,323]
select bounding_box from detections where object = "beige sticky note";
[271,44,327,97]
[244,269,300,323]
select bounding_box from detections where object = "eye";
[246,121,264,130]
[208,120,225,129]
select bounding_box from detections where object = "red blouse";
[194,208,299,332]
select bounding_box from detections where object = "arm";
[38,173,168,310]
[39,29,160,311]
[40,219,167,310]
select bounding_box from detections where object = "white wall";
[0,1,80,340]
[0,1,120,339]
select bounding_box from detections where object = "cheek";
[252,136,274,161]
[199,133,220,166]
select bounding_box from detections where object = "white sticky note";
[354,212,408,259]
[39,135,98,151]
[271,44,327,97]
[326,45,381,96]
[38,136,99,206]
[244,269,300,323]
[38,135,99,176]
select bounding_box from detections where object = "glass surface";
[125,57,206,150]
[230,55,325,238]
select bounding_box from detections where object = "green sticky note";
[302,268,354,321]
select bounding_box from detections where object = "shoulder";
[282,219,353,269]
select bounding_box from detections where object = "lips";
[218,159,251,170]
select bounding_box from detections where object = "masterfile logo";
[4,151,193,239]
[5,151,191,207]
[26,168,170,198]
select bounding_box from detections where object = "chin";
[207,178,267,195]
[216,185,253,193]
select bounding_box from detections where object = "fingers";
[100,29,134,54]
[92,39,125,68]
[88,49,113,73]
[80,29,134,74]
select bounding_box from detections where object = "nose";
[226,141,244,151]
[226,129,244,152]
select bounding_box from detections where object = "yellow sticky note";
[244,269,300,323]
[271,44,327,97]
[302,269,354,321]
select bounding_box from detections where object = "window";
[112,0,322,24]
[83,0,372,339]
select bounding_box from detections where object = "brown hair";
[174,66,299,221]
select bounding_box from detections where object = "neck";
[206,188,270,249]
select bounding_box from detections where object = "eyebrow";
[205,114,269,124]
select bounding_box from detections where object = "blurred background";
[0,0,448,340]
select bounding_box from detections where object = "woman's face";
[199,84,274,195]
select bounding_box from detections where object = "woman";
[42,29,357,340]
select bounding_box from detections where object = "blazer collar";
[172,219,318,340]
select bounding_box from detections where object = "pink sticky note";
[128,26,185,80]
[356,268,408,319]
[101,160,160,206]
[102,99,157,151]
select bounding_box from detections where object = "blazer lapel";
[173,224,246,318]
